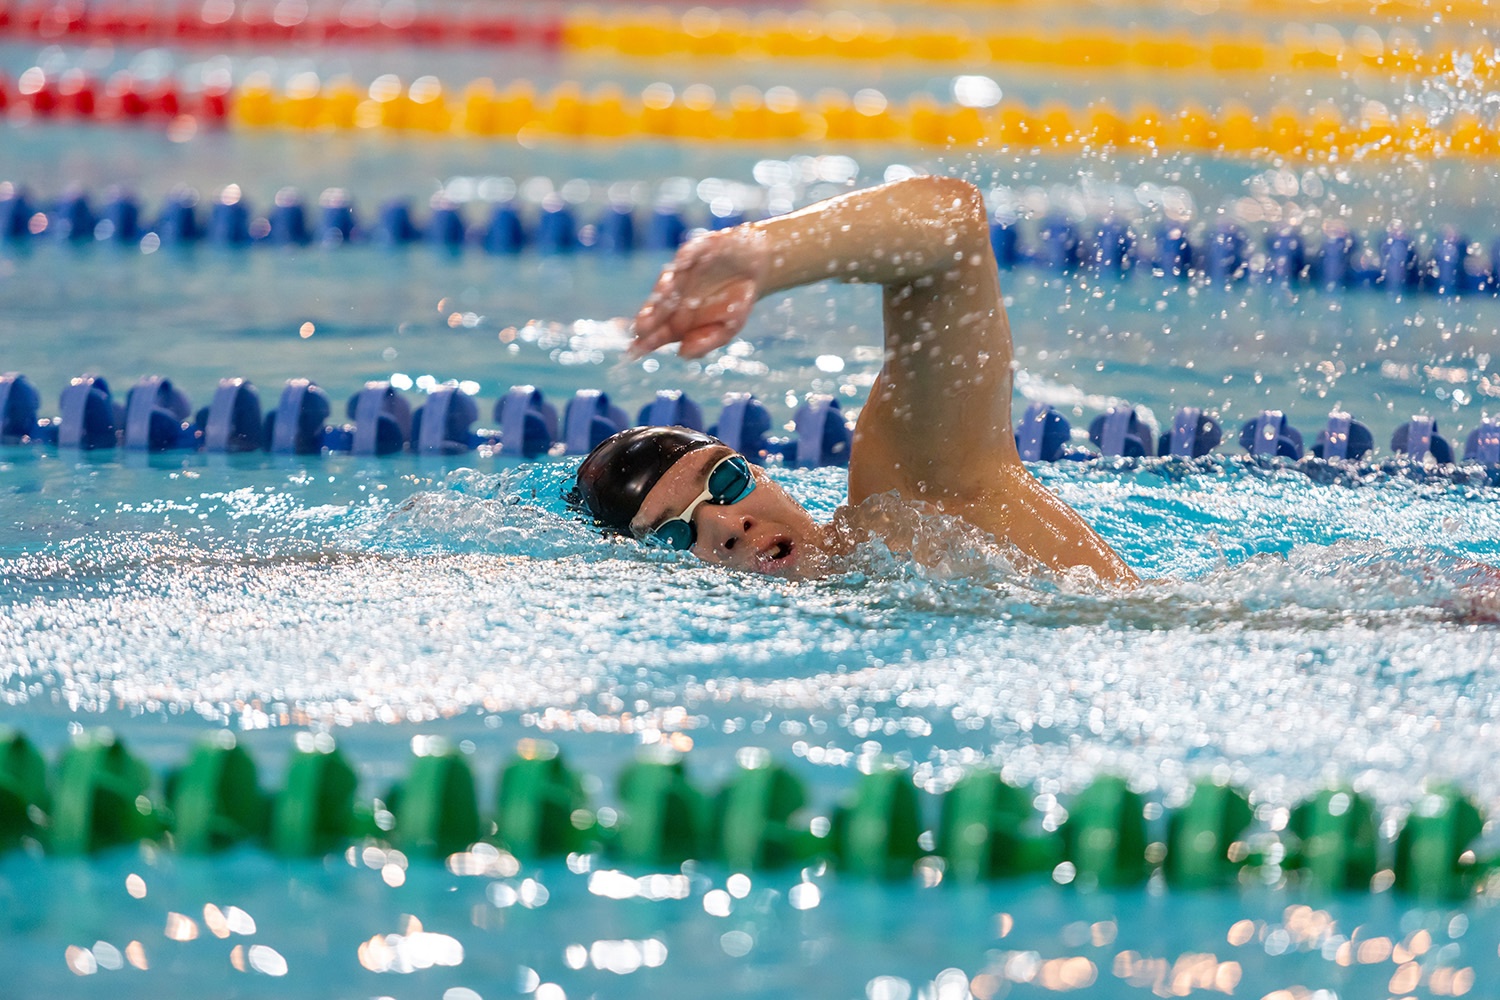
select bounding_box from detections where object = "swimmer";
[571,175,1138,585]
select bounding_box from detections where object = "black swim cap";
[571,425,721,534]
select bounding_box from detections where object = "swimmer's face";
[630,444,824,578]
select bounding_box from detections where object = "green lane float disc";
[50,729,159,856]
[496,741,591,858]
[0,729,49,850]
[1394,785,1486,900]
[1286,786,1377,891]
[615,756,709,866]
[1060,775,1148,887]
[1164,779,1254,889]
[938,770,1056,881]
[714,747,808,871]
[269,739,358,857]
[830,767,922,879]
[168,733,268,854]
[392,741,481,858]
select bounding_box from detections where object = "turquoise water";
[7,12,1500,999]
[5,446,1500,796]
[3,239,1500,438]
[5,225,1500,1000]
[2,849,1493,999]
[4,449,1500,997]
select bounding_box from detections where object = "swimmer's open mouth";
[758,536,795,568]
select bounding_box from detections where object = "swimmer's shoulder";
[833,492,1024,572]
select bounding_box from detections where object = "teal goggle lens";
[646,455,756,551]
[649,519,695,551]
[708,454,755,504]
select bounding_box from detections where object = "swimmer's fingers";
[677,324,729,359]
[674,279,758,358]
[629,257,700,356]
[633,282,751,359]
[630,295,682,357]
[630,229,766,357]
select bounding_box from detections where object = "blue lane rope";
[4,182,1500,295]
[0,372,1492,473]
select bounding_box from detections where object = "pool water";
[6,217,1500,996]
[6,438,1500,793]
[4,428,1500,996]
[5,206,1500,997]
[2,848,1493,999]
[6,10,1500,1000]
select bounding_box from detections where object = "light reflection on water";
[1,455,1499,815]
[3,847,1493,998]
[2,455,1500,998]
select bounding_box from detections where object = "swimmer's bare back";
[630,175,1138,585]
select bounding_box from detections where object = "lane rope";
[563,11,1485,79]
[3,67,1497,159]
[0,371,1492,471]
[0,726,1489,899]
[5,179,1499,300]
[0,0,1482,80]
[0,0,561,47]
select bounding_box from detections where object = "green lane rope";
[0,726,1492,900]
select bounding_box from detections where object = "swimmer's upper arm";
[832,181,1137,585]
[842,177,1020,506]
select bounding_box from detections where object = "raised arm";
[631,176,997,356]
[631,176,1136,584]
[631,177,1011,465]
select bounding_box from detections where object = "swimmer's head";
[571,425,827,577]
[570,425,719,535]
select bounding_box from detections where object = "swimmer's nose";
[697,506,753,555]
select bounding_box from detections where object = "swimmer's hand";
[629,226,768,360]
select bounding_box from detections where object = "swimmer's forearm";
[629,175,996,360]
[750,176,991,296]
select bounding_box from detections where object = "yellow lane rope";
[801,0,1494,23]
[230,74,1498,159]
[558,8,1492,78]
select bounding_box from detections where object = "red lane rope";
[0,0,562,48]
[0,65,231,122]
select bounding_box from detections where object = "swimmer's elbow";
[900,176,990,247]
[911,175,985,211]
[938,175,986,204]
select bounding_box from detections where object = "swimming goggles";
[645,453,756,550]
